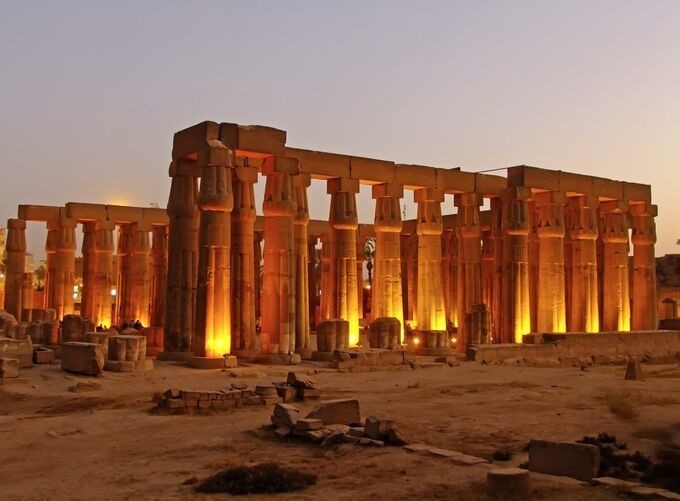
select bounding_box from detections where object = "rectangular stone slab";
[528,440,600,481]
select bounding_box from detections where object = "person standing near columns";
[455,192,483,348]
[293,173,312,355]
[501,187,532,343]
[569,195,599,333]
[328,177,360,346]
[231,163,258,356]
[600,202,631,331]
[194,149,234,358]
[93,220,115,328]
[4,219,26,320]
[261,157,298,354]
[415,188,446,332]
[535,191,567,333]
[631,203,658,331]
[371,183,404,340]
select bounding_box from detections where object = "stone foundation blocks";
[369,317,401,349]
[0,357,20,378]
[61,342,105,376]
[528,440,600,481]
[316,319,350,353]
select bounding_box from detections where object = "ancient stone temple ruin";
[1,120,660,366]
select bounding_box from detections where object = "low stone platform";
[188,355,237,369]
[467,330,680,365]
[331,348,415,369]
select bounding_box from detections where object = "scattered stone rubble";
[269,398,410,448]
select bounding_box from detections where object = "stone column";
[294,173,311,354]
[371,183,404,340]
[319,233,332,320]
[194,159,234,358]
[535,191,566,333]
[490,197,504,343]
[356,238,365,322]
[631,203,658,331]
[563,203,574,330]
[600,203,631,331]
[80,222,97,321]
[569,196,599,333]
[415,188,446,331]
[93,220,115,328]
[130,223,152,327]
[4,219,26,320]
[442,228,456,330]
[45,217,76,320]
[150,225,168,328]
[262,158,298,354]
[328,177,360,346]
[405,233,419,323]
[254,231,263,322]
[527,200,539,332]
[481,230,494,322]
[308,236,320,329]
[115,223,133,326]
[164,171,199,352]
[455,192,484,348]
[501,187,532,343]
[231,164,258,355]
[21,272,34,322]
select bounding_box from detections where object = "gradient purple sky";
[1,0,679,258]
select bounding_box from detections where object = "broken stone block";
[365,416,394,440]
[33,346,55,364]
[321,430,347,448]
[326,424,350,434]
[273,403,300,428]
[274,426,292,437]
[295,418,323,431]
[487,468,530,497]
[83,332,112,359]
[104,360,135,372]
[305,399,360,425]
[255,384,277,397]
[528,440,600,481]
[298,388,321,400]
[275,385,297,402]
[0,357,19,378]
[387,425,409,446]
[348,426,365,437]
[358,438,384,447]
[625,360,643,380]
[369,317,401,349]
[164,389,181,399]
[286,371,317,389]
[302,429,327,443]
[61,342,105,376]
[61,314,87,343]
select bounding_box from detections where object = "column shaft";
[46,217,76,320]
[569,196,599,332]
[600,208,630,331]
[294,174,311,353]
[490,198,504,343]
[150,225,168,328]
[631,204,657,330]
[93,221,115,328]
[80,222,97,321]
[4,219,27,320]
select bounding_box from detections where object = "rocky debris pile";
[269,372,321,403]
[269,399,409,447]
[156,383,287,413]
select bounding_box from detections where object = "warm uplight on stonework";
[205,329,231,358]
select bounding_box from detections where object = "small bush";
[196,463,316,495]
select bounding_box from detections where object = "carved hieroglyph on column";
[308,236,320,329]
[319,234,332,321]
[45,216,76,320]
[631,203,658,331]
[254,231,263,321]
[356,238,365,322]
[442,229,455,331]
[481,230,494,329]
[129,223,152,327]
[150,225,168,328]
[371,183,404,341]
[165,171,199,352]
[4,219,27,320]
[501,187,532,343]
[415,188,446,331]
[231,164,258,355]
[262,158,298,354]
[293,173,311,353]
[93,220,115,328]
[455,192,483,347]
[527,200,539,333]
[194,159,234,358]
[535,191,566,333]
[405,233,419,323]
[569,196,599,333]
[115,224,133,325]
[600,203,630,332]
[328,177,360,346]
[80,222,97,321]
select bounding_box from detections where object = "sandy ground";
[1,359,679,500]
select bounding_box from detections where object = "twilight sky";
[1,0,679,258]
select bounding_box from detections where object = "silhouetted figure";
[133,319,143,330]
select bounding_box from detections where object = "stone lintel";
[372,183,403,199]
[533,190,565,206]
[567,194,599,209]
[327,177,360,194]
[395,164,437,189]
[65,202,108,222]
[172,121,221,160]
[17,205,61,222]
[7,218,26,230]
[350,156,395,184]
[623,182,652,204]
[414,187,445,203]
[286,147,351,179]
[454,192,483,207]
[262,156,300,175]
[500,186,532,202]
[435,169,474,193]
[234,124,287,156]
[599,200,627,214]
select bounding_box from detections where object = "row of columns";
[3,216,167,331]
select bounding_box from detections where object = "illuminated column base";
[93,221,115,328]
[600,204,630,332]
[569,196,599,333]
[294,174,312,355]
[4,219,27,321]
[631,204,658,331]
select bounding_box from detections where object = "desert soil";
[1,359,679,500]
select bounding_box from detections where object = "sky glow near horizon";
[1,0,679,258]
